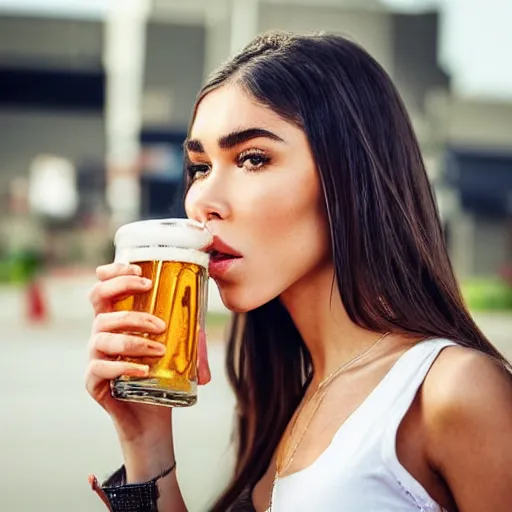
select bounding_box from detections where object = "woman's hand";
[85,262,211,445]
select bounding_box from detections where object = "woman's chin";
[215,284,265,313]
[219,295,252,314]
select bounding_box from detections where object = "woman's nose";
[185,173,231,223]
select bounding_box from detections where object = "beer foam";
[115,246,209,268]
[115,219,212,252]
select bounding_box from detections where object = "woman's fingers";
[88,359,149,381]
[90,331,166,359]
[90,263,147,315]
[92,310,166,336]
[85,359,150,402]
[89,275,153,314]
[96,262,141,281]
[197,329,211,385]
[86,309,167,408]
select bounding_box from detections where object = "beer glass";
[111,219,212,407]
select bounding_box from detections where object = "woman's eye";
[187,163,210,181]
[237,152,270,171]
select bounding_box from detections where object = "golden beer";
[111,219,211,407]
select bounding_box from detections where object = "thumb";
[197,329,211,385]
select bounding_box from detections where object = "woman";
[87,31,512,511]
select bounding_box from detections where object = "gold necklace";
[267,331,391,512]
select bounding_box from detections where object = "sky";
[0,0,109,19]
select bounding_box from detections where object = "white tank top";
[270,338,456,512]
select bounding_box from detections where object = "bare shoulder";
[419,343,512,510]
[422,343,512,421]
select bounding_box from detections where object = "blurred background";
[0,0,511,510]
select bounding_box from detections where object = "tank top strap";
[380,338,457,511]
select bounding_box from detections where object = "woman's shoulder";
[423,342,511,410]
[414,342,512,508]
[421,342,512,462]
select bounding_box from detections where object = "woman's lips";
[208,251,242,279]
[206,236,242,257]
[206,236,242,279]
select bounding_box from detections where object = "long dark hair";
[184,31,509,510]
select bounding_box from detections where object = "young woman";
[87,31,512,512]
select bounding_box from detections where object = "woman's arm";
[90,421,188,512]
[85,263,212,512]
[121,433,188,512]
[424,346,512,511]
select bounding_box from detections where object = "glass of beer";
[110,218,212,407]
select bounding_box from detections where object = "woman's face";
[185,84,330,312]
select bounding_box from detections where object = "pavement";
[0,323,235,512]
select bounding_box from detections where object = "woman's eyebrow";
[184,127,285,154]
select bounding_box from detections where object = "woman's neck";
[280,261,383,387]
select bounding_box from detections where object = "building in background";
[0,0,510,278]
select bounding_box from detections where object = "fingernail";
[141,278,152,287]
[149,343,166,355]
[127,364,149,376]
[131,265,142,276]
[151,317,166,330]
